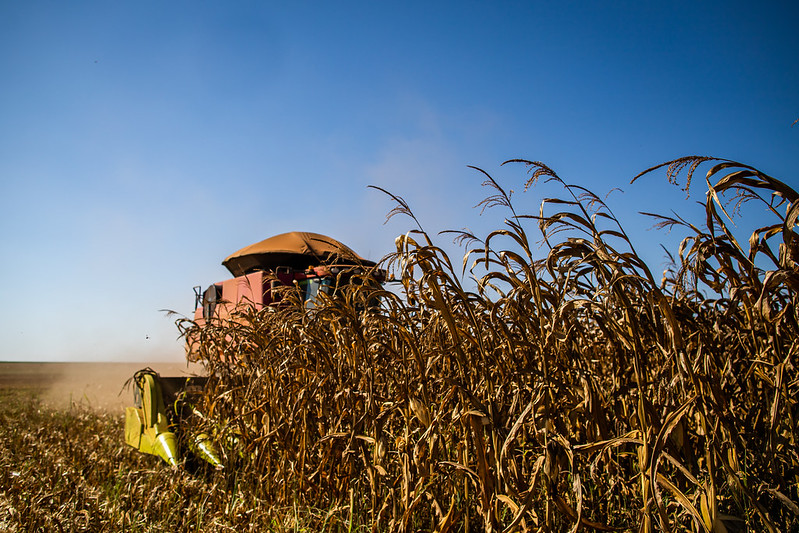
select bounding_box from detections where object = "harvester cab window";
[300,277,333,309]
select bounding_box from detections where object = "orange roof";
[222,231,375,276]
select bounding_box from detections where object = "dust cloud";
[0,362,205,412]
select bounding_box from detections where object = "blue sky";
[1,1,796,361]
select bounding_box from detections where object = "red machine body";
[193,231,383,326]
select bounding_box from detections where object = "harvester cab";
[124,232,384,467]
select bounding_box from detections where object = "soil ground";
[0,361,205,412]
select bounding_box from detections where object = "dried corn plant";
[178,157,798,532]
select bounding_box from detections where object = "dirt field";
[0,361,205,412]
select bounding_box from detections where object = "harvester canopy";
[222,231,375,277]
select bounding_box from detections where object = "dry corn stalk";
[177,157,798,532]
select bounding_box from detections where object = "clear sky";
[1,1,796,362]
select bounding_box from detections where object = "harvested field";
[0,361,204,411]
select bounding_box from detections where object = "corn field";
[177,157,799,532]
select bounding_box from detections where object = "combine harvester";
[124,231,383,466]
